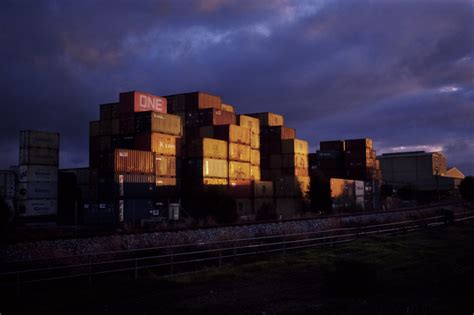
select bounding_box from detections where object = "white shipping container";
[19,147,59,166]
[17,199,57,217]
[0,170,16,199]
[17,182,58,199]
[20,130,60,149]
[18,165,58,183]
[355,180,365,197]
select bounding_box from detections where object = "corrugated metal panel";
[114,173,156,198]
[281,139,308,155]
[99,120,112,136]
[188,138,228,160]
[274,176,310,197]
[119,91,167,113]
[229,161,251,179]
[155,155,177,177]
[250,165,261,181]
[17,199,57,217]
[213,125,251,145]
[229,143,251,162]
[165,94,186,113]
[251,133,260,149]
[90,121,100,137]
[18,165,58,183]
[188,158,228,178]
[250,149,260,166]
[19,147,59,166]
[247,112,284,126]
[114,149,155,174]
[20,130,60,149]
[135,133,180,156]
[135,112,182,136]
[237,115,260,134]
[252,181,273,198]
[221,103,235,112]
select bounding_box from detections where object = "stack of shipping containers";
[89,91,182,226]
[17,131,59,217]
[0,169,16,215]
[248,113,310,218]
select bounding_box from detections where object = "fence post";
[170,248,174,275]
[134,258,138,280]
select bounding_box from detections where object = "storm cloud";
[1,0,473,174]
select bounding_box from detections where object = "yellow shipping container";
[250,149,260,165]
[250,165,261,181]
[237,115,260,134]
[188,138,228,160]
[229,143,251,162]
[214,124,251,145]
[229,161,251,179]
[250,133,260,149]
[188,158,228,178]
[281,139,308,155]
[281,153,309,169]
[221,103,235,112]
[247,112,284,126]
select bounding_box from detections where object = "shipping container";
[165,94,186,113]
[155,177,178,188]
[221,103,235,112]
[228,179,252,198]
[0,170,16,199]
[260,139,283,155]
[250,133,260,149]
[235,198,253,215]
[345,138,373,150]
[229,143,251,162]
[250,149,260,166]
[111,134,135,150]
[186,108,236,127]
[188,138,228,160]
[60,168,89,185]
[213,124,251,145]
[320,140,345,152]
[89,136,100,168]
[119,198,167,225]
[250,165,261,181]
[261,169,282,180]
[202,178,228,186]
[19,147,59,166]
[17,182,57,200]
[135,111,182,136]
[187,158,228,178]
[229,161,251,180]
[89,121,100,137]
[281,154,309,169]
[116,173,156,197]
[119,113,135,135]
[18,165,58,183]
[274,176,310,198]
[252,181,273,198]
[82,203,116,226]
[247,112,284,126]
[99,135,112,152]
[135,133,180,156]
[119,91,167,114]
[237,115,260,134]
[254,198,274,213]
[114,149,155,174]
[261,126,296,141]
[166,92,222,111]
[269,154,282,169]
[100,102,119,120]
[281,168,309,177]
[17,199,57,217]
[20,130,59,150]
[155,155,177,177]
[281,139,308,155]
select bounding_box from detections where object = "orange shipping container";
[213,125,251,145]
[134,133,180,156]
[135,112,182,136]
[114,149,155,174]
[251,133,260,149]
[281,139,308,155]
[155,155,177,177]
[229,161,251,179]
[247,112,284,126]
[229,143,251,162]
[188,158,228,178]
[188,138,228,160]
[281,154,308,169]
[250,165,261,181]
[237,115,260,134]
[119,91,167,114]
[221,103,235,112]
[250,149,260,166]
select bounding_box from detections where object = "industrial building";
[377,151,464,191]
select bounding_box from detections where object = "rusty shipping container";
[20,147,59,166]
[90,121,100,137]
[261,126,296,142]
[274,176,310,198]
[155,155,177,177]
[155,177,178,187]
[281,154,309,169]
[221,104,234,112]
[114,149,155,174]
[135,133,180,156]
[250,165,261,181]
[119,91,167,114]
[229,161,251,180]
[250,133,260,149]
[228,179,252,198]
[166,92,222,111]
[213,124,251,145]
[281,139,308,155]
[187,158,228,178]
[185,109,236,127]
[135,111,182,136]
[188,138,228,160]
[252,181,273,198]
[247,112,284,127]
[229,143,251,162]
[237,115,260,134]
[100,102,119,120]
[20,130,59,150]
[250,149,260,166]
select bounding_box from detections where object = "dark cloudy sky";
[1,0,473,174]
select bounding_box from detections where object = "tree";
[309,171,332,214]
[459,176,474,203]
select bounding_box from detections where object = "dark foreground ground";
[3,222,474,315]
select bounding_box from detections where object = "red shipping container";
[119,91,167,114]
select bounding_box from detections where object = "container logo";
[139,94,164,112]
[119,151,129,157]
